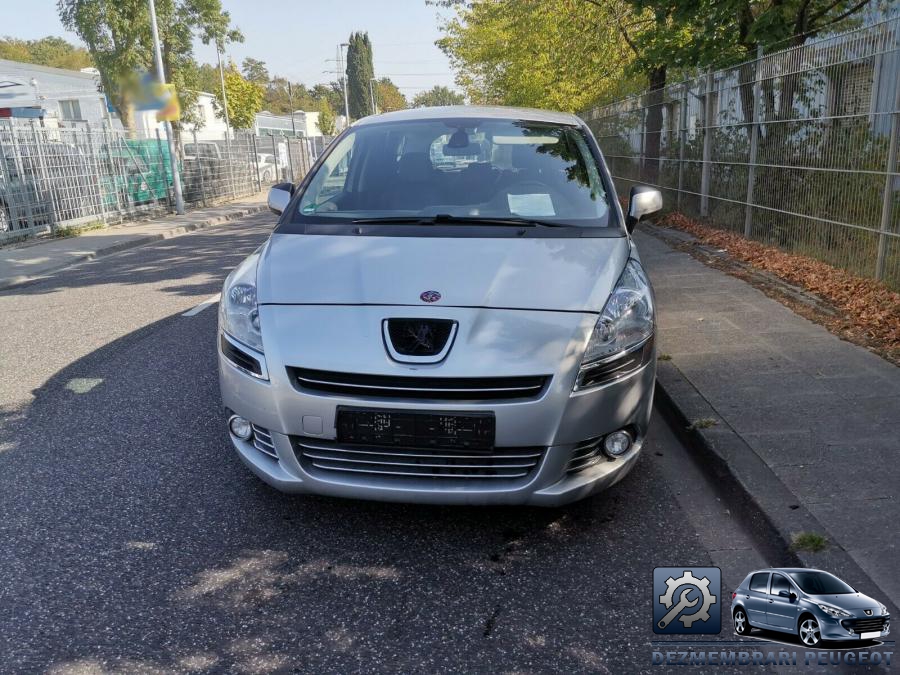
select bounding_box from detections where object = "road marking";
[182,293,221,317]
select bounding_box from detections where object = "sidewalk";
[635,226,900,608]
[0,192,268,291]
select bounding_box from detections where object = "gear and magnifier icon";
[657,570,717,630]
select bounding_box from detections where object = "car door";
[743,572,771,626]
[767,573,799,630]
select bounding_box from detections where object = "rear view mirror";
[267,183,293,215]
[625,185,662,233]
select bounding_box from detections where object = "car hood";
[807,593,881,610]
[257,233,630,312]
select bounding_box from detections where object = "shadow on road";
[0,301,680,674]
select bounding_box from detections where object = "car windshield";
[787,571,855,595]
[295,118,611,228]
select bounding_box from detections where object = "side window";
[749,573,769,592]
[298,132,356,214]
[770,574,791,596]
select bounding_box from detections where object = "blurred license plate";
[860,631,880,640]
[336,407,495,449]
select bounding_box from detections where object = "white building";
[0,59,113,126]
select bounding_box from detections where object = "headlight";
[579,258,654,369]
[818,603,851,618]
[220,250,263,352]
[880,603,889,616]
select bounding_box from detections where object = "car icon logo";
[420,290,441,303]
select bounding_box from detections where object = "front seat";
[388,152,442,210]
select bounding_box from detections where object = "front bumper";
[218,305,656,505]
[819,615,891,642]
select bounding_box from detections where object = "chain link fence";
[0,120,327,242]
[583,16,900,289]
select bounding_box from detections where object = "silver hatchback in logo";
[420,290,441,303]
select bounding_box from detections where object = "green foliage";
[437,0,640,111]
[0,36,93,70]
[375,77,406,112]
[215,62,263,129]
[791,532,828,552]
[58,0,242,131]
[346,31,375,119]
[316,100,336,136]
[411,85,464,108]
[241,57,269,85]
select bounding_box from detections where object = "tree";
[411,85,465,108]
[58,0,242,132]
[0,36,93,70]
[215,61,263,129]
[316,99,336,136]
[437,0,639,112]
[241,57,269,85]
[374,77,406,112]
[345,31,375,119]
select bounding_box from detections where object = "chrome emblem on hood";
[420,290,441,303]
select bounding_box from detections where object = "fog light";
[603,430,632,457]
[229,415,252,441]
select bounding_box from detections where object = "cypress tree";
[346,31,375,119]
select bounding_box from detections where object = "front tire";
[799,616,821,646]
[734,608,750,635]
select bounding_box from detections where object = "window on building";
[59,100,82,121]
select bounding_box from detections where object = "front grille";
[566,437,606,474]
[294,437,544,481]
[841,617,886,632]
[251,424,277,459]
[387,318,455,356]
[288,368,549,401]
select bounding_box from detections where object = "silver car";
[218,106,662,505]
[732,568,891,645]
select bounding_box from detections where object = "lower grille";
[841,617,886,632]
[294,437,544,481]
[566,437,605,474]
[288,367,549,401]
[251,424,277,459]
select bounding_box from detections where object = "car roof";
[352,105,584,128]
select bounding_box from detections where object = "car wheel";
[733,608,750,635]
[799,616,821,646]
[262,169,273,182]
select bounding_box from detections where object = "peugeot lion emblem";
[420,290,441,303]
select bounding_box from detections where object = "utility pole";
[287,81,297,137]
[216,44,232,139]
[339,42,350,129]
[369,77,377,115]
[147,0,184,214]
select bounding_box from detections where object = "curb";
[653,360,897,613]
[0,204,267,293]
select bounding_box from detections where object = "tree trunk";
[643,65,667,185]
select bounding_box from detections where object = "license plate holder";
[860,631,881,640]
[336,407,495,450]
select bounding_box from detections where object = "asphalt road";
[0,214,885,673]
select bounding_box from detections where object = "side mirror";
[778,590,796,599]
[267,182,294,215]
[625,185,663,233]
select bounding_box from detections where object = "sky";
[8,0,459,97]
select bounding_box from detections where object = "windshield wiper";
[351,214,569,227]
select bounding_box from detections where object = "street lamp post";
[369,77,377,115]
[339,42,350,128]
[147,0,185,214]
[287,81,297,137]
